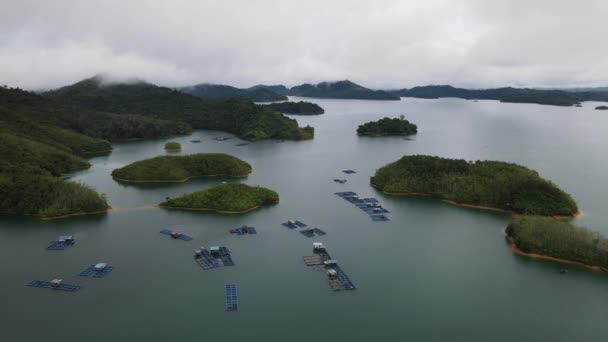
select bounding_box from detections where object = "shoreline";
[153,204,263,214]
[502,227,608,273]
[81,148,113,155]
[110,132,193,142]
[374,183,581,219]
[112,170,252,183]
[40,207,112,220]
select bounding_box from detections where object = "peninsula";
[0,133,109,219]
[505,216,608,271]
[111,153,252,182]
[371,155,578,216]
[263,101,324,115]
[357,117,417,136]
[159,183,279,213]
[0,87,110,218]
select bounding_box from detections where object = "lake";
[2,97,608,341]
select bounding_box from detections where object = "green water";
[2,97,608,341]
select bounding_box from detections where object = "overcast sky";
[1,0,606,90]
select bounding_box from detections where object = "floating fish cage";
[194,246,235,270]
[334,192,391,222]
[160,229,193,241]
[79,263,114,278]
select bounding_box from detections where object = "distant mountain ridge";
[289,80,400,100]
[390,85,608,106]
[180,83,288,102]
[248,84,290,96]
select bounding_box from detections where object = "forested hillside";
[45,76,313,141]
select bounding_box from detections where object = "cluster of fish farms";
[282,220,326,237]
[303,242,356,291]
[335,192,391,221]
[27,185,381,303]
[28,235,114,292]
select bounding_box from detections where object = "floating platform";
[160,229,193,241]
[303,245,355,291]
[214,137,230,141]
[46,241,75,251]
[190,140,201,143]
[282,220,307,229]
[236,143,250,146]
[335,191,358,198]
[342,170,356,174]
[225,283,239,312]
[194,246,235,270]
[27,280,80,292]
[371,215,390,222]
[327,265,356,291]
[361,207,390,214]
[303,255,324,266]
[230,226,257,235]
[300,228,315,237]
[79,264,114,278]
[313,228,326,236]
[335,192,390,221]
[333,179,347,184]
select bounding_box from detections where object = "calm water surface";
[2,97,608,341]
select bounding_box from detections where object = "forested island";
[112,153,252,182]
[506,216,608,271]
[180,83,288,102]
[290,80,399,100]
[44,76,314,141]
[159,183,278,213]
[371,155,578,216]
[164,141,181,151]
[596,106,608,110]
[263,101,324,115]
[357,117,417,136]
[389,85,608,107]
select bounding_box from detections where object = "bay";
[2,97,608,341]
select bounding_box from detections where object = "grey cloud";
[0,0,606,90]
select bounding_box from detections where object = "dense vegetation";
[596,106,608,110]
[1,86,190,142]
[164,141,181,150]
[506,216,608,268]
[45,76,313,141]
[180,84,288,102]
[112,153,252,182]
[249,84,290,96]
[0,132,91,176]
[0,174,108,218]
[371,155,578,216]
[0,131,109,218]
[390,85,608,107]
[160,183,278,212]
[290,80,399,100]
[357,117,417,136]
[0,86,154,218]
[263,101,324,115]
